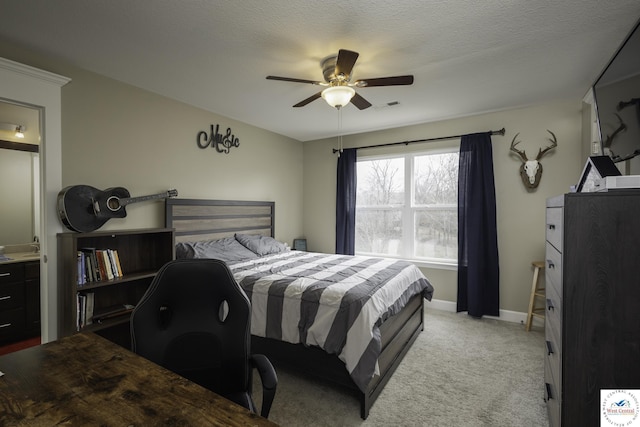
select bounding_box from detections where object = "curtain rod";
[332,127,505,153]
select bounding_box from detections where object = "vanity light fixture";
[0,122,26,138]
[15,125,25,138]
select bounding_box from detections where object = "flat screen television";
[593,17,640,175]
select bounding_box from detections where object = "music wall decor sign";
[197,124,240,154]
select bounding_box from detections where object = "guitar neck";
[119,191,176,207]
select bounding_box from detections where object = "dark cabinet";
[0,260,40,343]
[24,261,40,336]
[545,192,640,426]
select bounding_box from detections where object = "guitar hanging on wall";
[58,185,178,232]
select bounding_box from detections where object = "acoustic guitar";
[58,185,178,232]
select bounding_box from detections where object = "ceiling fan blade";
[335,49,359,79]
[266,75,321,85]
[350,93,372,110]
[356,75,414,87]
[293,92,322,108]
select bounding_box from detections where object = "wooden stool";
[525,261,545,331]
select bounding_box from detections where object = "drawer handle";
[0,323,11,329]
[548,224,556,230]
[546,260,555,269]
[545,383,554,401]
[546,340,554,355]
[547,299,555,311]
[0,272,10,277]
[0,295,11,301]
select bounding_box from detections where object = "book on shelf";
[85,292,94,325]
[78,248,124,284]
[95,250,108,282]
[99,250,114,280]
[112,250,123,277]
[80,248,102,282]
[85,253,94,283]
[76,292,96,330]
[76,293,82,330]
[107,249,122,278]
[77,252,86,286]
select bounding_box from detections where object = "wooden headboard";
[165,198,275,243]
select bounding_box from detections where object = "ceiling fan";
[266,49,414,110]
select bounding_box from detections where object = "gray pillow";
[235,233,289,256]
[175,237,258,263]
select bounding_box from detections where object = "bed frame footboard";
[251,294,424,419]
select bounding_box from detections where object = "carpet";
[254,308,548,426]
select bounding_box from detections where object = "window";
[355,149,459,266]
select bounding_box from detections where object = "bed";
[165,198,434,419]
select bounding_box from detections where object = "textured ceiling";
[0,1,639,141]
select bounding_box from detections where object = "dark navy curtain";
[457,133,500,318]
[335,148,357,255]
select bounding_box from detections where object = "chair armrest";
[250,353,277,418]
[250,354,277,390]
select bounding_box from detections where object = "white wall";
[303,100,583,314]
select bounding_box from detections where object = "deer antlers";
[510,133,527,161]
[536,130,557,160]
[510,130,557,161]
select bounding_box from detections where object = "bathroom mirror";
[0,102,40,245]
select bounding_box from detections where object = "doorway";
[0,56,70,344]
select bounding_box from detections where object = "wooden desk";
[0,332,277,426]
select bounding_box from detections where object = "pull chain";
[338,107,343,155]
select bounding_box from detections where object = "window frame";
[355,146,459,270]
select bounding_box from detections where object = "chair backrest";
[131,258,252,396]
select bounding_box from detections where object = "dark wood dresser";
[545,192,640,426]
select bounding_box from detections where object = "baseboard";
[425,299,544,328]
[0,336,41,356]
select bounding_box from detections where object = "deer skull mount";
[510,130,558,189]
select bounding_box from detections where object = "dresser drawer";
[545,284,562,348]
[545,323,562,400]
[545,358,561,427]
[0,282,25,310]
[546,207,563,251]
[545,242,562,302]
[0,307,26,341]
[0,263,25,284]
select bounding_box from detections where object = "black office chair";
[130,258,277,418]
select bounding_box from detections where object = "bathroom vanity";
[0,245,40,344]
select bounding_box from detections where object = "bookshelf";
[57,228,174,347]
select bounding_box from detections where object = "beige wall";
[0,148,35,244]
[60,68,304,244]
[0,42,304,246]
[303,100,583,314]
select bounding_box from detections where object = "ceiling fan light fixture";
[321,86,355,109]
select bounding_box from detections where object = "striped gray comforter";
[228,250,434,392]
